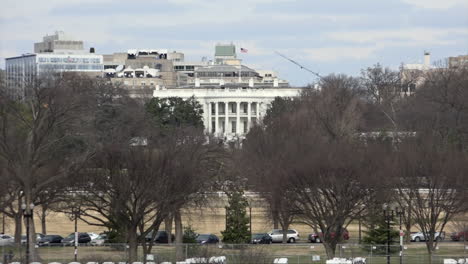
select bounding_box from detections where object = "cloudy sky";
[1,0,467,86]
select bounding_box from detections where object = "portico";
[153,83,304,140]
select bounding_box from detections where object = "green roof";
[215,44,236,57]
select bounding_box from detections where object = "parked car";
[410,231,445,242]
[251,233,273,244]
[0,234,14,246]
[308,229,350,243]
[37,235,64,247]
[268,229,300,243]
[450,231,468,241]
[20,233,45,244]
[61,233,92,245]
[90,234,108,246]
[195,234,219,244]
[144,231,175,243]
[88,232,100,241]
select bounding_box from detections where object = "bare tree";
[400,66,468,149]
[0,73,96,259]
[241,99,299,243]
[360,64,416,130]
[390,136,468,263]
[242,75,372,257]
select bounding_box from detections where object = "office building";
[5,32,103,99]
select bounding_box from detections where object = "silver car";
[411,231,445,242]
[0,234,14,246]
[268,229,300,243]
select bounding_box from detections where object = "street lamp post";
[72,207,79,261]
[358,213,362,244]
[249,204,252,240]
[2,213,5,234]
[21,202,35,264]
[382,203,394,264]
[396,207,405,264]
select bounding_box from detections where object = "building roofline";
[5,54,37,60]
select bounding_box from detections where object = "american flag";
[240,48,248,53]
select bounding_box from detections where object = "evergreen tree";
[221,190,251,243]
[362,216,399,253]
[145,96,204,131]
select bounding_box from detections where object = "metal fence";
[1,243,467,263]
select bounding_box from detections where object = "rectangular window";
[212,122,216,133]
[244,121,248,133]
[232,121,236,133]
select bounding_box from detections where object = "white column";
[208,102,212,133]
[256,102,260,120]
[247,102,252,129]
[215,102,219,135]
[236,101,240,135]
[225,101,229,135]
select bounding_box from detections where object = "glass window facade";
[5,54,103,99]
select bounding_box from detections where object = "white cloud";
[303,46,379,62]
[401,0,468,9]
[326,28,468,47]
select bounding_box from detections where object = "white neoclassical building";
[153,82,304,140]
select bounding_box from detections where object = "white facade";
[153,84,304,140]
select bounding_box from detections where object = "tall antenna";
[275,51,322,79]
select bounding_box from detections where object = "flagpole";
[238,47,242,83]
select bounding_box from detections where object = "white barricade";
[209,256,226,264]
[352,257,366,264]
[273,258,288,264]
[185,258,207,264]
[326,258,352,264]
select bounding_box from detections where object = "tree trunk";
[164,214,173,244]
[405,201,412,243]
[22,205,38,261]
[128,226,139,262]
[41,206,47,235]
[14,213,22,245]
[281,226,288,243]
[174,209,184,261]
[323,241,337,259]
[273,210,279,229]
[425,240,434,264]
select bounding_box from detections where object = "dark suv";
[145,231,175,243]
[61,233,91,246]
[450,231,468,241]
[196,234,219,244]
[38,235,64,246]
[308,229,349,243]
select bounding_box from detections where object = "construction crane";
[275,51,322,80]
